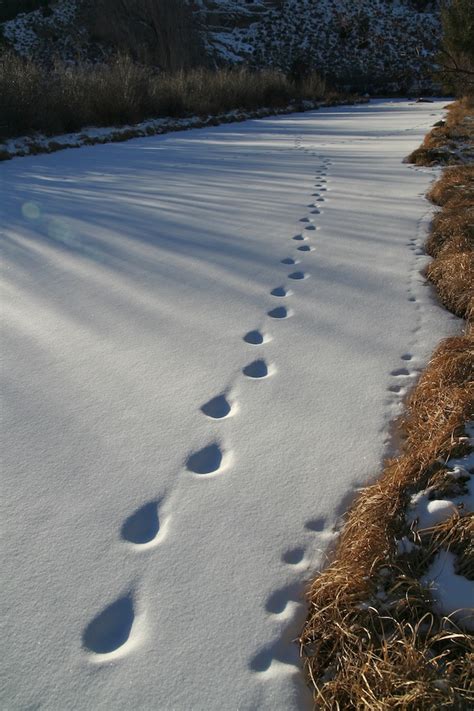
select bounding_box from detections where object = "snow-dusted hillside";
[209,0,441,93]
[1,0,441,92]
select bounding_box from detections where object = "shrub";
[87,0,207,72]
[438,0,474,97]
[0,52,329,139]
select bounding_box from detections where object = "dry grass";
[407,99,474,166]
[426,252,474,320]
[423,138,474,324]
[427,165,474,207]
[427,207,474,258]
[0,51,329,140]
[301,337,474,709]
[301,99,474,708]
[410,104,474,323]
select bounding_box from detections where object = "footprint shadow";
[83,595,135,656]
[201,394,232,419]
[186,443,224,475]
[268,306,291,319]
[243,359,270,379]
[243,329,267,345]
[121,501,161,545]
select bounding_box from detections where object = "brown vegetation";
[301,335,473,709]
[427,252,473,321]
[85,0,206,72]
[0,51,328,140]
[424,163,474,321]
[301,99,474,708]
[407,99,474,166]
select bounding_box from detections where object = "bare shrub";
[0,52,328,139]
[87,0,207,72]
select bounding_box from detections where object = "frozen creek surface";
[0,100,459,710]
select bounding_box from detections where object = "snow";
[422,550,474,631]
[396,536,419,555]
[408,422,474,529]
[409,495,459,529]
[0,99,459,709]
[0,102,326,160]
[408,422,473,631]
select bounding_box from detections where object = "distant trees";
[88,0,207,72]
[438,0,474,96]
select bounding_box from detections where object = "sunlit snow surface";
[0,100,459,710]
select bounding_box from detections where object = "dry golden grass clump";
[427,165,474,207]
[426,252,474,320]
[407,99,474,166]
[301,100,474,709]
[427,207,474,258]
[423,136,474,323]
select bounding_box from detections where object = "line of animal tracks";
[82,146,333,669]
[1,100,459,710]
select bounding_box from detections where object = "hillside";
[2,0,442,93]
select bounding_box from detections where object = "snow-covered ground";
[0,100,460,710]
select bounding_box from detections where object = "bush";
[0,52,328,139]
[87,0,207,72]
[438,0,474,97]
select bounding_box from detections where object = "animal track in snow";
[243,329,268,345]
[268,306,292,319]
[305,225,317,231]
[264,583,301,615]
[201,394,232,419]
[311,209,321,214]
[282,547,305,565]
[121,501,162,546]
[292,234,307,241]
[401,353,413,361]
[249,648,274,672]
[288,271,308,280]
[297,245,314,252]
[243,359,272,379]
[83,594,136,657]
[281,257,298,265]
[391,367,410,377]
[249,640,300,675]
[305,517,326,532]
[300,217,314,223]
[271,286,292,297]
[186,443,226,475]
